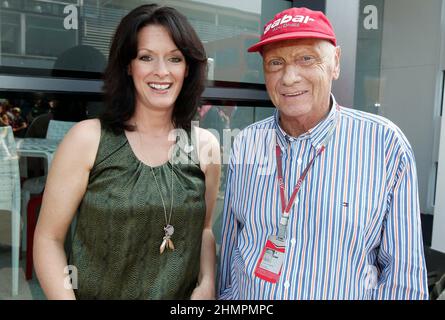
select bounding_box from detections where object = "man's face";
[262,38,340,122]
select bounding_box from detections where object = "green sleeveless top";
[69,125,206,299]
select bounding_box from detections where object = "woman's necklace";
[136,123,175,254]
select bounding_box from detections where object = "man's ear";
[333,46,341,80]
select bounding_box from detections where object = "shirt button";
[290,238,296,247]
[297,158,302,165]
[284,281,290,289]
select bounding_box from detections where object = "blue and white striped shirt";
[217,96,428,299]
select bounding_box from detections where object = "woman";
[34,4,221,299]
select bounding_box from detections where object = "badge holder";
[254,235,286,283]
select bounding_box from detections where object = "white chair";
[20,120,75,259]
[46,120,76,141]
[0,126,21,296]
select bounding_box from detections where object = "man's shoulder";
[244,115,276,131]
[340,106,394,127]
[228,116,276,153]
[339,106,406,137]
[340,106,414,155]
[233,115,275,141]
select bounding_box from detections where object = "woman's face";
[128,24,188,112]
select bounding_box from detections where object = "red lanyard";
[276,144,325,218]
[274,103,339,240]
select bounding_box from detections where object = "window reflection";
[0,0,287,84]
[0,11,20,54]
[0,94,99,138]
[26,14,76,57]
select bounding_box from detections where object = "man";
[218,7,428,300]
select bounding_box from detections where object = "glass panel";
[353,0,384,115]
[26,14,76,57]
[0,11,20,55]
[0,0,292,83]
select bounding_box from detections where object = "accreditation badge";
[254,235,286,283]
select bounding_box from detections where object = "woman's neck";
[130,105,174,136]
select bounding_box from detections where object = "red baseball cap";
[248,7,337,53]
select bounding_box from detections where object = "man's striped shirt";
[218,96,428,299]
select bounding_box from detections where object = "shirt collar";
[274,94,340,152]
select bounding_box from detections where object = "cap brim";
[247,31,337,52]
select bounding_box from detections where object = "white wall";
[432,0,445,253]
[379,0,443,215]
[433,82,445,252]
[326,0,359,108]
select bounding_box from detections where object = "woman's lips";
[148,83,172,90]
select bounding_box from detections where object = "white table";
[15,138,60,174]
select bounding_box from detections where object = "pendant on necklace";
[160,224,175,254]
[164,224,174,237]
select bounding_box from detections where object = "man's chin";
[277,106,311,119]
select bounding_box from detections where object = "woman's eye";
[170,57,183,63]
[139,55,152,62]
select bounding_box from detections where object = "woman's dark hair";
[100,4,207,133]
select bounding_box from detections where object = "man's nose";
[282,64,303,86]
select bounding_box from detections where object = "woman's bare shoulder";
[55,118,101,170]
